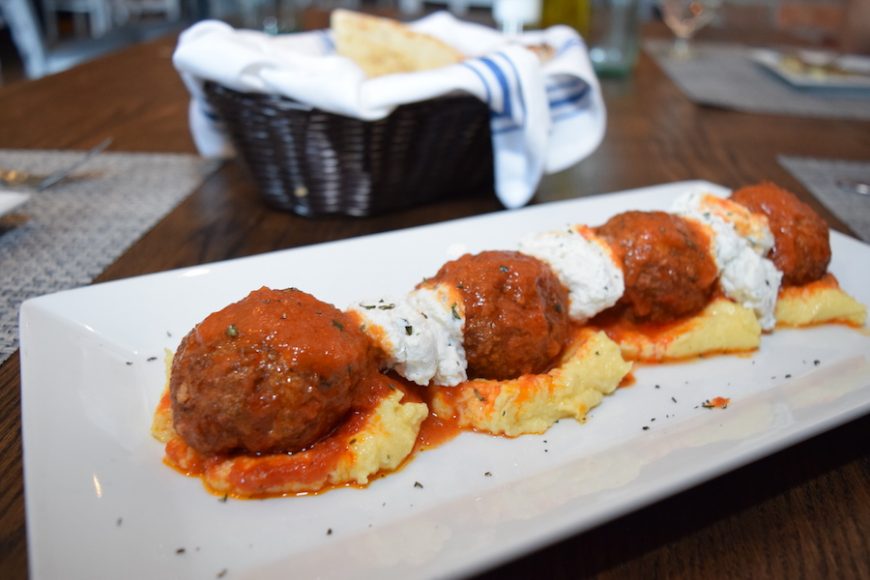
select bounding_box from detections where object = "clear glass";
[588,0,641,77]
[237,0,300,34]
[659,0,719,58]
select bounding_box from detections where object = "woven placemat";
[0,150,213,365]
[779,156,870,243]
[644,39,870,120]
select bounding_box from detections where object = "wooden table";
[1,24,868,580]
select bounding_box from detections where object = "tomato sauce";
[596,211,718,323]
[170,287,373,456]
[422,250,571,380]
[731,182,830,286]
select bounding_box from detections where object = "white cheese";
[673,191,782,330]
[680,191,774,255]
[518,225,624,323]
[408,284,468,387]
[349,285,468,387]
[349,298,439,386]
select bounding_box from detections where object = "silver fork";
[0,138,113,191]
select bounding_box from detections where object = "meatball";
[170,287,373,455]
[596,211,719,323]
[731,182,830,286]
[423,250,571,380]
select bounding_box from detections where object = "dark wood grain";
[1,23,868,580]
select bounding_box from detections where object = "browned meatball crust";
[170,287,373,455]
[423,250,571,380]
[731,182,830,286]
[596,211,719,323]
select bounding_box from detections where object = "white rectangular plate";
[0,190,30,217]
[20,181,870,580]
[750,48,870,90]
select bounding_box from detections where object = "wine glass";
[659,0,720,58]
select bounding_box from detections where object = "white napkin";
[173,12,606,209]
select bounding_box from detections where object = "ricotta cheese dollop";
[349,284,468,387]
[672,191,782,330]
[518,225,624,323]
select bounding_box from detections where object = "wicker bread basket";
[204,83,495,216]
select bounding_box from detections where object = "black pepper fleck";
[146,356,157,362]
[327,528,333,536]
[217,569,227,578]
[176,548,186,555]
[414,481,424,489]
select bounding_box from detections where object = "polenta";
[429,328,632,436]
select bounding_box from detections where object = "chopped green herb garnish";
[451,303,461,320]
[226,324,239,338]
[332,319,345,331]
[405,325,413,336]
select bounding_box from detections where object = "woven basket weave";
[204,83,494,216]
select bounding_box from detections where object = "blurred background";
[0,0,862,85]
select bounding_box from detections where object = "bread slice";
[331,9,464,77]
